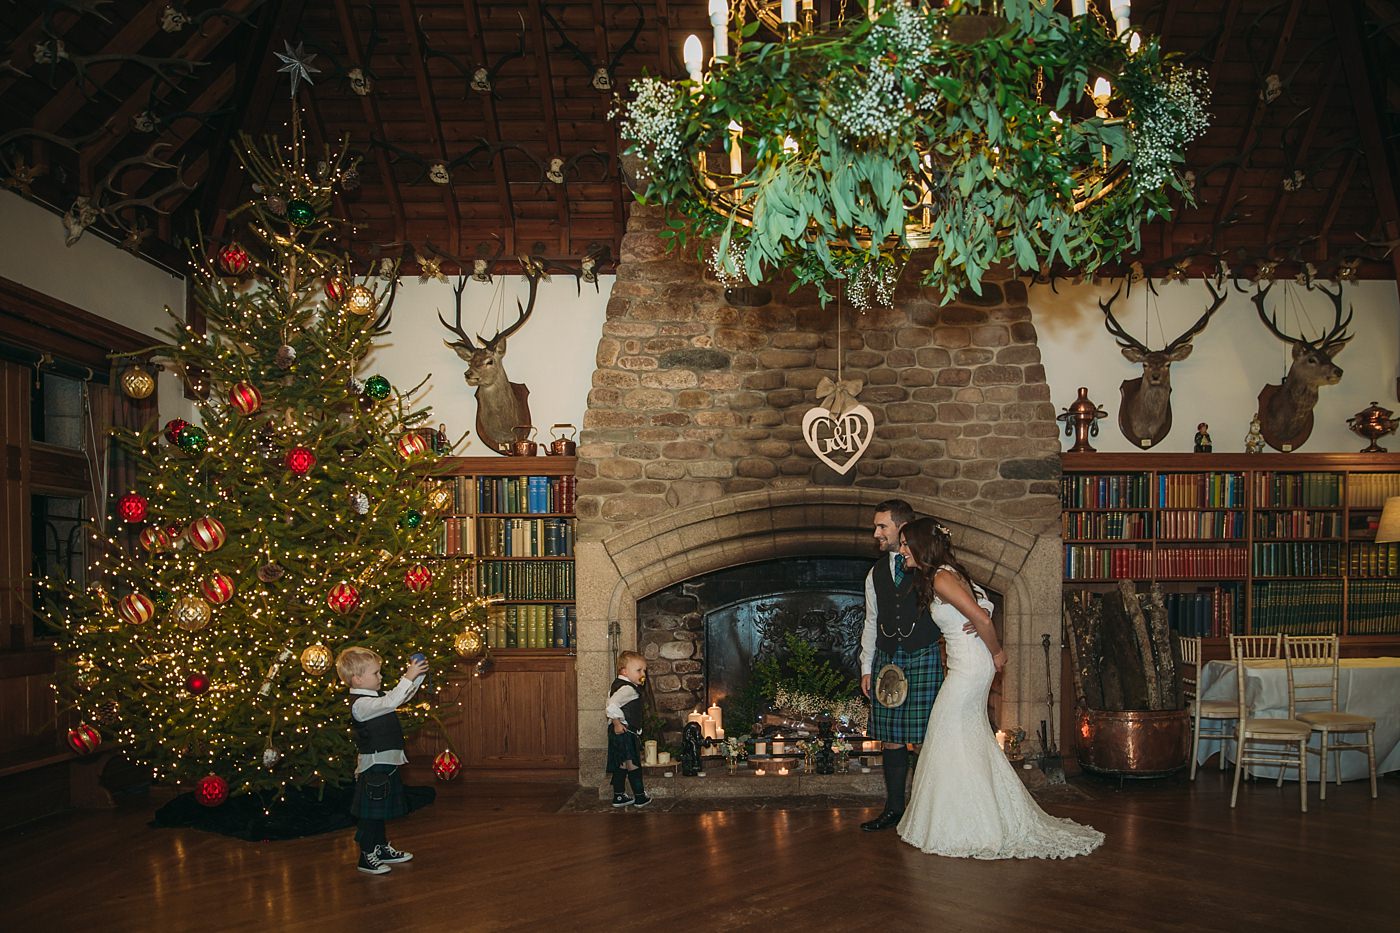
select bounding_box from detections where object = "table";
[1199,657,1400,781]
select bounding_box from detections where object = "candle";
[1111,1,1132,35]
[683,35,704,84]
[754,741,767,756]
[727,121,743,175]
[658,751,671,765]
[772,739,785,755]
[644,739,659,766]
[1071,0,1087,15]
[716,727,725,741]
[701,715,718,740]
[707,704,723,735]
[778,767,789,776]
[996,730,1007,751]
[781,0,796,23]
[709,0,729,59]
[755,768,766,776]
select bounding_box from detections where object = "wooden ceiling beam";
[1211,0,1303,231]
[1264,67,1339,246]
[592,0,625,260]
[1333,0,1400,282]
[1315,150,1359,262]
[296,90,355,256]
[116,64,239,200]
[333,0,406,244]
[525,0,571,256]
[463,0,518,256]
[33,4,164,132]
[0,9,81,99]
[398,0,462,257]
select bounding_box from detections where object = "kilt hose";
[869,640,944,745]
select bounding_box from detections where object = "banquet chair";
[1176,635,1236,779]
[1232,633,1281,660]
[1283,635,1378,801]
[1229,635,1309,812]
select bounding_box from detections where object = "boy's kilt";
[869,641,944,745]
[351,763,409,820]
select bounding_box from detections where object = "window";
[31,493,87,639]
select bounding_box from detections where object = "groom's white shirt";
[857,551,900,676]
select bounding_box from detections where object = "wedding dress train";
[897,575,1104,859]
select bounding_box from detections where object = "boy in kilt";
[858,499,946,832]
[337,647,430,874]
[605,650,651,808]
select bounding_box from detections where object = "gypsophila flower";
[849,257,902,310]
[615,77,687,178]
[1129,65,1210,190]
[708,241,747,287]
[828,59,908,140]
[869,3,939,70]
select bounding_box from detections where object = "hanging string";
[837,278,844,386]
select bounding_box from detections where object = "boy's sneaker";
[357,850,390,875]
[611,793,633,808]
[631,792,653,808]
[376,843,413,864]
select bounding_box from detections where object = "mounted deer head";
[440,257,544,453]
[1101,280,1225,448]
[1252,281,1353,451]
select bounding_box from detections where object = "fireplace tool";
[1039,634,1065,782]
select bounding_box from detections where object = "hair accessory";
[934,521,952,537]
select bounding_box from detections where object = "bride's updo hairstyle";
[902,517,977,606]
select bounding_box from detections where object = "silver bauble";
[274,345,297,370]
[262,746,282,768]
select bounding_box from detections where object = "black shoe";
[357,850,390,875]
[611,793,634,808]
[631,792,652,808]
[860,809,903,832]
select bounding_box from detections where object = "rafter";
[464,0,518,256]
[526,0,572,255]
[399,0,463,256]
[0,8,82,99]
[333,0,406,244]
[592,0,625,258]
[1264,67,1339,246]
[33,4,164,132]
[1316,149,1360,261]
[115,64,238,202]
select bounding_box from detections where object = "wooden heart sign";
[802,403,875,475]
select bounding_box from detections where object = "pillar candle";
[781,0,796,23]
[772,739,785,755]
[701,715,717,740]
[644,739,659,766]
[707,704,723,735]
[754,741,767,756]
[687,711,705,729]
[658,751,671,765]
[709,0,729,59]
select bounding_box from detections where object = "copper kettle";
[548,423,577,456]
[511,425,539,457]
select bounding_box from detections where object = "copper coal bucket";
[511,425,539,457]
[548,423,577,456]
[1075,707,1190,776]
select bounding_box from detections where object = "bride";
[895,517,1104,860]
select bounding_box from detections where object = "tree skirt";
[151,784,435,841]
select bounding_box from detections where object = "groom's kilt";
[869,641,944,744]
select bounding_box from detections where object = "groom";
[858,499,941,831]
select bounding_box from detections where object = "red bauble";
[327,581,360,614]
[195,774,228,807]
[228,382,263,415]
[163,419,190,445]
[433,749,461,781]
[187,516,227,553]
[138,526,171,553]
[117,592,155,625]
[395,432,428,460]
[217,243,250,276]
[403,565,433,592]
[201,571,235,605]
[117,493,149,523]
[186,673,210,695]
[67,723,102,755]
[285,446,316,475]
[325,276,347,303]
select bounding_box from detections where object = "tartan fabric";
[605,729,642,774]
[869,641,944,744]
[350,763,409,821]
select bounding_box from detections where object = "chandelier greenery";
[616,0,1210,307]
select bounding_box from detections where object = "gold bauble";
[172,594,212,632]
[426,484,454,515]
[120,366,155,400]
[453,629,485,658]
[345,284,378,316]
[300,643,333,676]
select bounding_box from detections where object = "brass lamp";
[1376,496,1400,544]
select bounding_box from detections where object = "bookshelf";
[1061,453,1400,643]
[432,456,578,652]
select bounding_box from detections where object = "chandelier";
[616,0,1210,309]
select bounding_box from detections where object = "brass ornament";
[453,629,485,658]
[172,594,212,632]
[119,365,156,400]
[300,643,333,677]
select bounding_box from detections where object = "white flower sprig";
[1129,65,1211,191]
[614,77,687,179]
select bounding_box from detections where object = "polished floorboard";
[7,765,1395,932]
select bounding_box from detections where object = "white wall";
[364,273,610,452]
[1033,277,1400,453]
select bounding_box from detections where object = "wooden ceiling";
[3,0,1400,282]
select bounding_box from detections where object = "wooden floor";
[8,765,1396,932]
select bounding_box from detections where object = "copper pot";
[511,425,538,457]
[1075,707,1190,776]
[548,423,577,456]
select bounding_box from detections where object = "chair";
[1283,635,1378,801]
[1231,633,1281,660]
[1176,635,1236,779]
[1229,636,1309,812]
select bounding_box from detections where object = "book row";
[1161,586,1244,638]
[1253,510,1344,540]
[434,517,575,558]
[1250,581,1343,635]
[1348,473,1400,509]
[1159,472,1247,509]
[444,474,578,515]
[1347,581,1400,635]
[1064,471,1400,511]
[1251,542,1342,577]
[1348,543,1400,579]
[1064,545,1249,580]
[475,559,576,600]
[1250,471,1343,508]
[485,603,576,649]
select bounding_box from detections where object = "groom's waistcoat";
[872,557,938,654]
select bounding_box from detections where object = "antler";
[608,2,646,74]
[481,257,544,350]
[1161,280,1227,356]
[438,275,477,350]
[1252,281,1354,351]
[1098,284,1150,355]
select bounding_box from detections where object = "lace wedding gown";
[897,574,1104,859]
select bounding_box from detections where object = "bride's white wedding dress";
[898,572,1104,859]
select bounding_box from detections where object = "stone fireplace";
[572,204,1064,782]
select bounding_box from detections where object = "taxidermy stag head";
[1251,281,1353,451]
[440,258,544,453]
[1100,280,1225,448]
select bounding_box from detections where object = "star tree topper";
[275,40,320,98]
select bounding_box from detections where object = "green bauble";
[285,199,316,227]
[364,375,391,401]
[177,424,209,453]
[400,509,422,529]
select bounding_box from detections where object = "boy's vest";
[609,677,644,732]
[348,693,406,755]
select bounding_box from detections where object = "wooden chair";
[1231,633,1281,660]
[1177,635,1236,779]
[1283,635,1378,801]
[1229,636,1309,812]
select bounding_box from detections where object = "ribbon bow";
[816,376,864,417]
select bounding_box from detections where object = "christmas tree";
[46,128,487,801]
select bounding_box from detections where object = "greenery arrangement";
[616,0,1210,305]
[726,632,865,734]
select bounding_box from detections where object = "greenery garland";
[616,0,1210,305]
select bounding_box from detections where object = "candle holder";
[1057,387,1109,453]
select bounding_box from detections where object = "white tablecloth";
[1198,658,1400,781]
